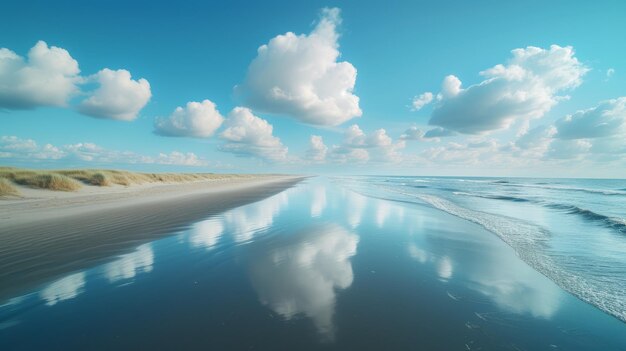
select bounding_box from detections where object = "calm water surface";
[1,177,625,350]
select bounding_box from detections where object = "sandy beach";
[0,175,305,301]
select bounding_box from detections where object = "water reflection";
[247,223,359,340]
[437,256,453,280]
[375,200,391,228]
[40,272,86,306]
[464,251,561,319]
[344,189,366,228]
[224,192,288,243]
[105,244,154,284]
[407,235,560,318]
[190,218,224,250]
[310,186,327,217]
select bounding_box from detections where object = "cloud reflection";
[40,272,86,306]
[104,244,154,283]
[190,218,224,250]
[345,190,367,228]
[407,241,560,318]
[310,186,327,217]
[225,192,288,243]
[247,223,358,340]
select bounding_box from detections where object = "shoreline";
[0,175,307,302]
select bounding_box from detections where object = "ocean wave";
[545,204,626,234]
[497,182,626,196]
[452,191,626,234]
[453,192,530,203]
[491,180,510,184]
[381,190,626,323]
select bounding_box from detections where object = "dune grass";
[0,167,255,193]
[0,178,20,197]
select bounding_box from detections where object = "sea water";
[1,177,625,350]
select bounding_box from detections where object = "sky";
[1,0,625,177]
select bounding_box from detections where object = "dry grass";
[0,167,257,193]
[0,178,20,197]
[14,173,82,191]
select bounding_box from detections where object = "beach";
[0,175,305,301]
[1,176,625,350]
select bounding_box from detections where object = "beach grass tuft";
[0,167,257,193]
[0,178,20,197]
[14,173,82,191]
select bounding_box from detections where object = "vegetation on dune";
[0,178,20,197]
[13,173,82,192]
[0,167,257,193]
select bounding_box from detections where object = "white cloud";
[77,68,151,121]
[400,126,426,141]
[411,92,433,111]
[329,146,370,164]
[0,41,80,109]
[0,135,207,166]
[154,99,224,138]
[516,125,557,150]
[555,97,626,139]
[331,124,404,163]
[236,8,361,126]
[424,127,455,138]
[0,136,65,159]
[156,151,207,166]
[306,135,328,162]
[547,139,592,159]
[343,124,391,147]
[219,107,288,161]
[428,45,588,134]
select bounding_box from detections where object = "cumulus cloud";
[513,125,558,160]
[424,127,455,138]
[306,135,328,162]
[77,68,151,121]
[555,97,626,139]
[400,126,427,141]
[0,41,152,120]
[421,140,502,165]
[154,99,224,138]
[0,41,80,109]
[400,126,453,143]
[236,8,361,126]
[219,107,288,161]
[547,139,592,159]
[0,135,207,166]
[428,45,588,134]
[411,92,433,111]
[325,124,404,164]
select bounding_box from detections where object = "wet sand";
[0,175,305,301]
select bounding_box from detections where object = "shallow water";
[1,177,625,350]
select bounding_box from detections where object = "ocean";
[338,176,626,324]
[1,176,625,350]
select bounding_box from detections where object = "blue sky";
[1,0,625,177]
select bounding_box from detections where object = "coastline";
[0,175,306,302]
